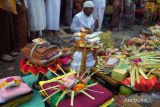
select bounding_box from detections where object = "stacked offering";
[0,76,33,107]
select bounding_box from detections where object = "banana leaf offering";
[120,51,160,89]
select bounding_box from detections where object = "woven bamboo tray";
[91,67,120,91]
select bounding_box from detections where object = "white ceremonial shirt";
[71,11,95,33]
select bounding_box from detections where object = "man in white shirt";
[71,1,98,33]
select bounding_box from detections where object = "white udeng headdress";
[83,1,94,8]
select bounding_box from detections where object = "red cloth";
[42,81,113,107]
[58,85,112,107]
[20,58,57,75]
[122,76,158,92]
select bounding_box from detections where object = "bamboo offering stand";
[73,33,99,77]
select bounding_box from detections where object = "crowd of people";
[0,0,160,62]
[103,0,160,30]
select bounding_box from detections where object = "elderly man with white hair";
[71,1,98,33]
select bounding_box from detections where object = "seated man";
[71,1,98,33]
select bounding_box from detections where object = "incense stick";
[131,65,135,86]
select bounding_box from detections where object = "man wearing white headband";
[71,1,98,33]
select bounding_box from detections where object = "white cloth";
[45,0,61,30]
[71,11,95,33]
[93,0,106,31]
[87,31,103,39]
[25,0,46,31]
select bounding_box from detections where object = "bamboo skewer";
[85,69,102,81]
[80,68,90,79]
[57,80,64,84]
[131,66,135,86]
[136,68,140,83]
[39,85,59,92]
[139,68,148,79]
[147,68,156,76]
[80,90,95,100]
[76,65,81,77]
[48,68,60,77]
[70,91,75,106]
[57,64,66,74]
[43,90,61,102]
[87,82,98,88]
[86,89,104,94]
[56,90,69,106]
[121,37,126,45]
